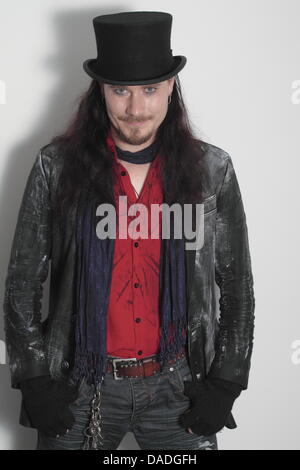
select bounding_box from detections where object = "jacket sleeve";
[3,148,52,389]
[208,154,255,390]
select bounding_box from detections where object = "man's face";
[101,78,175,149]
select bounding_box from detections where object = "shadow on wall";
[0,5,140,451]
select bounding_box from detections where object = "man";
[3,11,255,450]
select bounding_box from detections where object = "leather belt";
[106,349,186,380]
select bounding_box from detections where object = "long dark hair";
[50,76,207,227]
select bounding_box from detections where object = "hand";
[178,377,242,436]
[20,375,79,438]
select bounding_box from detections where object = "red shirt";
[106,132,164,359]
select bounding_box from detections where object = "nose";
[125,92,146,120]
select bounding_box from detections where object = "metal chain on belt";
[81,383,104,450]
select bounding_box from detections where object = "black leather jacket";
[3,141,255,429]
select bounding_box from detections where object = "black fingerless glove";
[20,375,79,437]
[178,376,243,436]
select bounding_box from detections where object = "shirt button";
[135,318,141,323]
[134,282,139,288]
[121,171,126,176]
[134,242,139,247]
[137,350,143,356]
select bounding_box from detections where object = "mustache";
[122,118,150,123]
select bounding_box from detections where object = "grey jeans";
[36,354,218,450]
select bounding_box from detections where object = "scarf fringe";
[71,349,107,388]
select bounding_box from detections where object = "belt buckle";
[112,357,138,380]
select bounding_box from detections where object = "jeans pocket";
[174,365,193,392]
[166,357,193,395]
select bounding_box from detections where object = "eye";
[113,88,126,95]
[113,87,158,95]
[144,87,157,94]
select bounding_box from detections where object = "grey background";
[0,0,299,450]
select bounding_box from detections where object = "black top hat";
[83,11,187,85]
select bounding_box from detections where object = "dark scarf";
[115,138,160,164]
[70,142,188,390]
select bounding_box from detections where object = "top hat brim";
[82,55,187,85]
